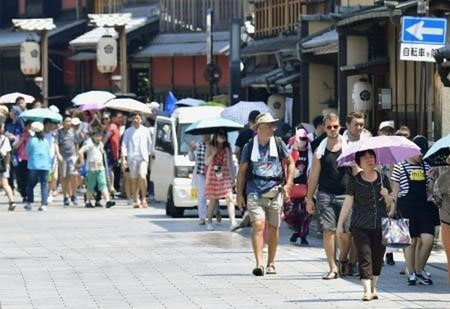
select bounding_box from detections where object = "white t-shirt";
[81,138,104,171]
[44,131,57,159]
[0,135,12,156]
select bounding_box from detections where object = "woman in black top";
[337,149,395,301]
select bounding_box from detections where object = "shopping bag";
[381,217,411,248]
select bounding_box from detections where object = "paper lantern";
[352,79,373,112]
[97,35,117,73]
[20,40,40,76]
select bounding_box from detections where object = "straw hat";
[251,112,278,130]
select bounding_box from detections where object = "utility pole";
[229,18,241,105]
[41,31,49,106]
[118,26,128,92]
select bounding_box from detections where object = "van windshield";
[177,123,239,157]
[178,123,202,155]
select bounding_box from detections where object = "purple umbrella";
[79,102,105,112]
[337,136,421,167]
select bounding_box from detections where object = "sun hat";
[48,105,60,113]
[379,120,395,131]
[251,112,278,130]
[71,117,81,126]
[31,121,44,133]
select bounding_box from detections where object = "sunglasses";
[326,125,339,130]
[299,137,309,141]
[102,118,109,121]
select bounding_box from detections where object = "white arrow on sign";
[406,21,444,40]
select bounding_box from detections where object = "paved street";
[0,194,449,309]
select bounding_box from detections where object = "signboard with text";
[400,16,447,62]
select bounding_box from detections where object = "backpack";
[245,136,286,184]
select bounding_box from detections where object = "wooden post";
[118,26,128,92]
[41,31,49,107]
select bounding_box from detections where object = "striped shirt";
[196,142,207,176]
[391,161,430,198]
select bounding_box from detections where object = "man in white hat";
[236,113,295,276]
[378,120,395,136]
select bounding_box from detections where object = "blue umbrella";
[184,117,243,135]
[424,134,450,166]
[19,108,62,123]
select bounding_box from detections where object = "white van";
[151,106,236,217]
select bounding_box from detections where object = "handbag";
[0,137,7,173]
[381,216,411,248]
[289,184,307,200]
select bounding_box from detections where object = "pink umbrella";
[337,136,421,167]
[79,102,105,112]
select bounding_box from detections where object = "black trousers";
[16,161,29,199]
[352,227,386,280]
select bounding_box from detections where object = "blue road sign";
[401,16,447,45]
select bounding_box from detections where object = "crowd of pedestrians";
[1,95,449,301]
[194,109,449,301]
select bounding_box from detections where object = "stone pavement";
[0,195,449,309]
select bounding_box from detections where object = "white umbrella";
[105,98,152,115]
[72,91,115,106]
[176,98,205,107]
[220,101,270,125]
[0,92,34,104]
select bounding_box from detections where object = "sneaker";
[47,195,53,203]
[24,204,32,211]
[290,233,299,243]
[198,219,206,225]
[63,197,70,206]
[230,222,239,232]
[206,223,214,231]
[349,263,359,277]
[85,202,94,208]
[417,271,433,285]
[106,201,115,208]
[38,206,47,212]
[386,253,395,265]
[71,196,78,206]
[407,273,417,285]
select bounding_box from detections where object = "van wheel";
[166,187,184,218]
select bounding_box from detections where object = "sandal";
[322,271,338,280]
[252,266,265,276]
[8,202,16,211]
[338,260,350,277]
[266,264,276,275]
[362,293,373,301]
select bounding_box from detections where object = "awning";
[132,32,229,58]
[69,51,96,61]
[241,34,299,57]
[300,29,338,55]
[340,57,389,75]
[336,5,402,27]
[69,16,158,50]
[0,19,85,51]
[241,67,300,88]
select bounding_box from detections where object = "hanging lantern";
[20,40,40,76]
[97,34,117,74]
[352,79,373,112]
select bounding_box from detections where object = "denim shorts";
[316,191,351,233]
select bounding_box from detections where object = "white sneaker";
[230,222,239,232]
[38,206,47,212]
[47,195,53,203]
[206,223,214,231]
[198,219,206,225]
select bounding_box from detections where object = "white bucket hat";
[251,112,279,130]
[31,121,44,133]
